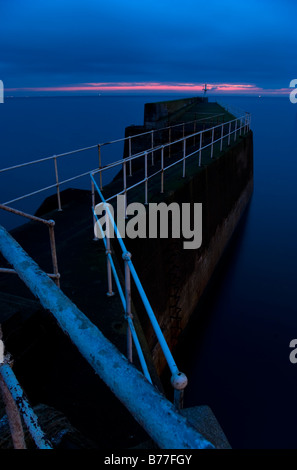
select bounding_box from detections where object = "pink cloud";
[6,82,291,96]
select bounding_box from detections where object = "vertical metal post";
[123,252,133,363]
[240,118,242,136]
[211,127,214,159]
[171,372,188,411]
[199,132,202,167]
[98,144,103,191]
[123,160,127,218]
[144,151,148,205]
[129,137,132,176]
[105,209,114,297]
[228,122,231,146]
[234,119,237,141]
[182,138,186,178]
[182,123,185,139]
[91,180,98,241]
[161,146,164,194]
[53,156,62,211]
[151,131,154,166]
[0,369,26,449]
[220,123,224,152]
[48,222,60,288]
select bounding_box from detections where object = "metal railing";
[92,179,188,409]
[0,335,53,449]
[89,110,251,408]
[0,204,60,287]
[0,224,214,449]
[0,111,230,210]
[91,113,251,211]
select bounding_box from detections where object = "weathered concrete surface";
[122,132,253,373]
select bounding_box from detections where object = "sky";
[0,0,296,96]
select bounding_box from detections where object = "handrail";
[91,178,188,408]
[0,224,214,449]
[91,113,251,207]
[0,344,53,449]
[0,204,60,287]
[0,109,235,209]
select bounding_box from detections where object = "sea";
[0,93,297,449]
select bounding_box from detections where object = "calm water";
[0,94,296,448]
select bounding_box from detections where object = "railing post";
[161,146,164,194]
[123,160,127,218]
[53,156,62,211]
[144,151,148,204]
[240,118,242,136]
[0,357,27,449]
[129,137,132,176]
[182,138,186,178]
[98,144,103,191]
[123,252,133,363]
[151,131,154,166]
[234,119,237,142]
[199,132,202,167]
[91,180,99,241]
[211,127,214,159]
[228,122,231,146]
[105,209,114,297]
[48,221,60,288]
[171,372,188,411]
[220,123,224,152]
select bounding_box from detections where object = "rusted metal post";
[48,221,60,288]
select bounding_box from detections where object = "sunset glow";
[6,82,291,96]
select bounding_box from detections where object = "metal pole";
[199,132,202,167]
[98,145,103,191]
[53,156,62,211]
[151,131,154,166]
[220,124,224,152]
[123,252,133,363]
[48,221,60,288]
[0,369,27,449]
[211,128,214,159]
[0,362,52,449]
[129,137,132,176]
[161,146,164,193]
[234,119,237,141]
[183,139,186,178]
[92,180,98,241]
[144,151,148,205]
[228,122,231,146]
[123,160,127,218]
[105,210,114,297]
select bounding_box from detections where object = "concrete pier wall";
[123,132,253,373]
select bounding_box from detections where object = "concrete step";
[180,405,231,449]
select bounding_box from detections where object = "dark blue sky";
[1,0,296,95]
